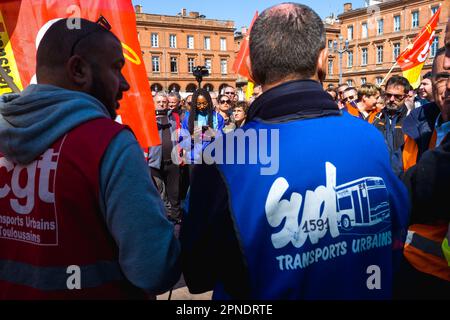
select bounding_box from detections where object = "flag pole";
[379,61,398,87]
[0,65,20,93]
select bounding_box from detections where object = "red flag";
[396,6,441,88]
[232,11,258,81]
[0,0,159,147]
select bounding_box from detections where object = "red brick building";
[329,0,449,87]
[135,5,237,96]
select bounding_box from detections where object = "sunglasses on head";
[220,99,230,104]
[70,15,112,56]
[384,93,405,101]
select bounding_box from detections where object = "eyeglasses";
[70,15,112,56]
[219,100,230,104]
[342,96,355,103]
[384,93,405,101]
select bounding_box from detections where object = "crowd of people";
[0,2,448,300]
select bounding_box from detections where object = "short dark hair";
[385,75,411,94]
[423,71,433,80]
[36,18,119,76]
[249,3,325,85]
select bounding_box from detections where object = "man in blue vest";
[180,3,410,300]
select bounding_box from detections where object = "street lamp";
[332,35,349,85]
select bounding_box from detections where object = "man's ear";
[66,55,92,88]
[316,47,328,83]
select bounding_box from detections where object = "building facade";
[324,21,342,88]
[135,6,237,96]
[332,0,449,87]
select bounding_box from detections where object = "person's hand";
[203,127,215,142]
[191,127,203,140]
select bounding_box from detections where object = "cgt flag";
[232,11,258,82]
[396,6,441,89]
[0,0,159,147]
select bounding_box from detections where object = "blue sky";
[132,1,366,29]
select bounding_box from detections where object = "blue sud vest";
[214,113,410,299]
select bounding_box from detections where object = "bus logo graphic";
[335,177,390,230]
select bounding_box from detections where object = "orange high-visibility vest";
[403,129,450,281]
[402,130,437,172]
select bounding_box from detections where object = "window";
[361,77,367,85]
[362,48,368,66]
[347,25,353,41]
[220,38,227,51]
[152,56,160,72]
[347,79,353,87]
[377,19,384,35]
[362,22,368,38]
[393,43,401,60]
[187,35,194,49]
[220,59,227,74]
[170,57,178,73]
[377,46,383,64]
[188,58,195,73]
[431,36,439,57]
[394,15,401,32]
[431,6,439,15]
[412,11,419,28]
[169,34,177,48]
[376,77,383,85]
[347,51,353,68]
[328,59,333,75]
[328,40,333,49]
[151,33,159,47]
[204,36,211,50]
[205,58,212,74]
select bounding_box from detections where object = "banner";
[232,11,258,82]
[396,6,441,89]
[245,81,254,101]
[0,0,159,147]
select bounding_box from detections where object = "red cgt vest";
[0,118,147,299]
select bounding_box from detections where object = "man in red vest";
[0,18,180,299]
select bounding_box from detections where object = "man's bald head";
[36,18,119,81]
[249,2,326,86]
[35,18,129,120]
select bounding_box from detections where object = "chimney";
[134,5,142,14]
[181,8,187,17]
[189,11,200,18]
[344,3,353,12]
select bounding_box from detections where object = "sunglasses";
[384,93,405,101]
[342,96,355,102]
[225,92,235,95]
[220,100,230,104]
[70,15,112,56]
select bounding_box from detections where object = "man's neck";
[262,74,320,92]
